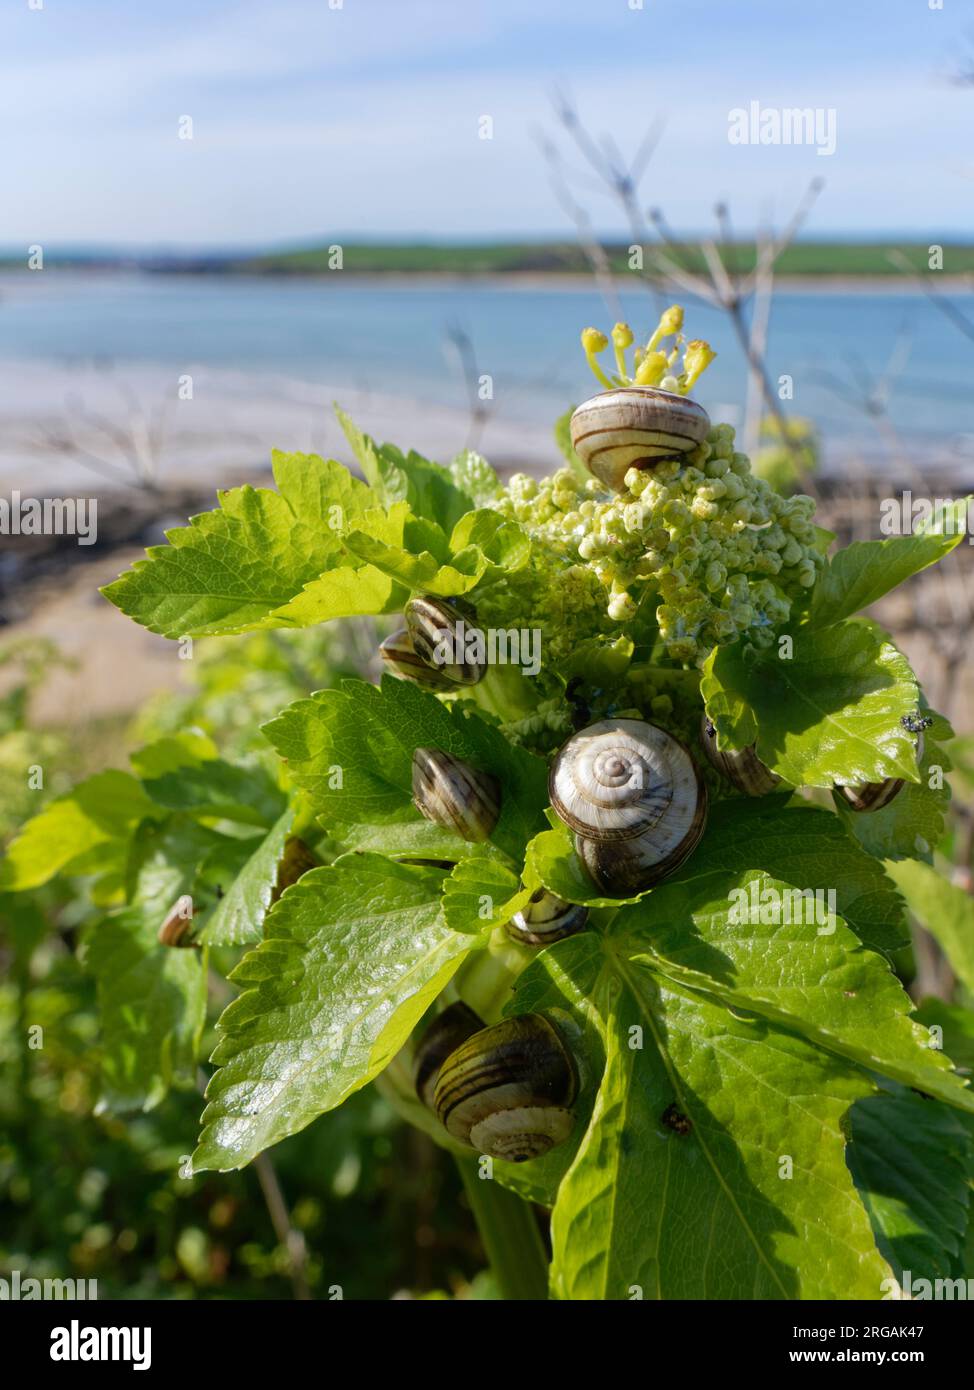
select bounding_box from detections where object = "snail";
[379,626,453,691]
[569,386,711,493]
[700,716,780,796]
[413,1002,485,1111]
[411,747,501,842]
[505,887,589,947]
[404,595,485,686]
[432,1013,578,1163]
[835,719,929,814]
[549,719,707,895]
[269,836,319,906]
[158,894,197,948]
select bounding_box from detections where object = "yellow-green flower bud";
[681,339,717,392]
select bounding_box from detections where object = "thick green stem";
[456,1155,549,1300]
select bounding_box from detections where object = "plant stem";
[456,1156,549,1300]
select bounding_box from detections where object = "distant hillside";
[237,241,974,278]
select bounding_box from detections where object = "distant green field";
[238,241,974,278]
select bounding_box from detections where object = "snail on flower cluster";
[549,718,708,896]
[414,1011,579,1163]
[411,747,500,842]
[570,309,715,492]
[834,712,932,814]
[700,716,780,796]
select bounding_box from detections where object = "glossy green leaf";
[702,620,920,788]
[442,858,532,935]
[193,855,470,1172]
[807,527,965,629]
[884,858,974,995]
[198,807,296,946]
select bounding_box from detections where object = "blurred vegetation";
[0,625,496,1300]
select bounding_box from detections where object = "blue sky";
[3,0,972,246]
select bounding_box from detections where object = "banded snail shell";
[413,1002,485,1112]
[835,734,924,814]
[505,888,589,947]
[379,626,453,691]
[700,716,780,796]
[404,595,485,686]
[570,387,711,492]
[550,719,708,895]
[411,747,501,842]
[432,1013,578,1163]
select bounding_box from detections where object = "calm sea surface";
[1,271,972,473]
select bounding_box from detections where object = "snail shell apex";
[506,888,589,947]
[570,387,711,492]
[700,716,780,796]
[411,747,500,842]
[433,1013,578,1163]
[404,596,485,686]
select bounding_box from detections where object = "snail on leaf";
[549,718,708,896]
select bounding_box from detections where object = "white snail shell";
[433,1014,578,1163]
[405,596,485,686]
[379,626,453,691]
[700,716,780,796]
[570,387,711,492]
[550,719,708,895]
[835,733,924,814]
[505,888,589,947]
[412,747,501,842]
[413,1002,485,1112]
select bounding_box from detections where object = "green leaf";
[914,999,974,1075]
[198,807,296,947]
[702,620,920,788]
[523,819,647,908]
[848,1090,972,1285]
[336,407,474,531]
[86,816,214,1111]
[262,676,549,862]
[613,865,973,1114]
[448,449,503,505]
[442,858,532,935]
[141,758,286,829]
[0,770,160,891]
[102,452,378,638]
[807,529,964,630]
[192,855,470,1172]
[129,731,219,778]
[884,858,974,995]
[837,712,952,863]
[530,936,892,1299]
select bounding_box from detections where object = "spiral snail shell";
[700,716,781,796]
[432,1013,578,1163]
[505,888,589,947]
[379,626,453,691]
[550,719,707,895]
[404,595,485,686]
[569,387,711,493]
[413,1002,485,1112]
[411,747,501,842]
[835,733,925,814]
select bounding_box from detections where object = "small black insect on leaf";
[662,1102,692,1136]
